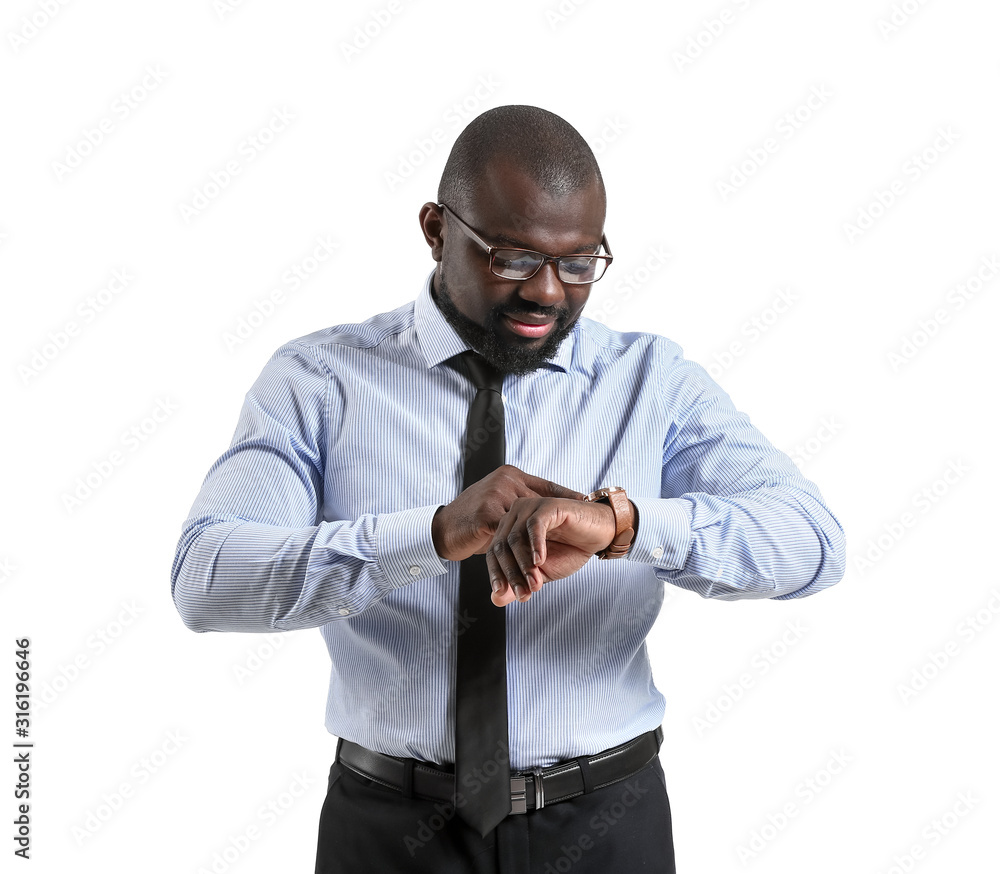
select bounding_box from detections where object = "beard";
[433,269,579,376]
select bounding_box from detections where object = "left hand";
[485,497,617,606]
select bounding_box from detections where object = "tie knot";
[458,351,504,394]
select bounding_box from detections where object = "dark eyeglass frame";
[438,203,613,284]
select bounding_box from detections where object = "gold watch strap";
[584,486,635,560]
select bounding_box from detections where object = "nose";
[517,260,565,309]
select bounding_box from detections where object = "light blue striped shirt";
[171,271,845,769]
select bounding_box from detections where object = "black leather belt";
[336,727,662,815]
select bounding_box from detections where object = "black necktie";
[453,350,510,837]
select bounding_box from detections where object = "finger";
[491,579,517,607]
[485,538,518,607]
[486,551,527,605]
[485,512,525,600]
[489,575,515,607]
[505,514,542,586]
[485,548,509,599]
[492,500,540,596]
[525,512,549,570]
[519,509,552,592]
[517,472,586,502]
[489,536,531,602]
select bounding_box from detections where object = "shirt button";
[651,547,664,559]
[338,607,350,616]
[409,565,422,577]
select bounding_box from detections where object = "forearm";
[170,343,452,632]
[171,504,447,632]
[629,481,845,600]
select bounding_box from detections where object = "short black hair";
[437,105,605,217]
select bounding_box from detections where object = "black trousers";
[314,754,676,873]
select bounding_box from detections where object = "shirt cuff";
[627,497,693,570]
[375,503,449,588]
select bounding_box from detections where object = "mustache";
[495,302,568,320]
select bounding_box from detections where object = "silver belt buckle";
[510,768,546,815]
[533,767,545,810]
[509,776,527,814]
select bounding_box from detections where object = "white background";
[3,0,998,871]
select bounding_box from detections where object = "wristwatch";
[583,486,635,560]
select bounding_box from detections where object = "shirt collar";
[413,269,573,373]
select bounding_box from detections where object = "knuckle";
[526,516,544,533]
[474,518,493,540]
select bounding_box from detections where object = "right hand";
[431,465,585,563]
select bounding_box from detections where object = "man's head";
[419,105,607,375]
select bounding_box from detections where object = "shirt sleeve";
[626,341,846,601]
[170,343,448,633]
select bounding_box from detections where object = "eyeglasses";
[439,203,612,284]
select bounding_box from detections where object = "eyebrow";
[492,230,603,255]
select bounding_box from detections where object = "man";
[172,105,845,873]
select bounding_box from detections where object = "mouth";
[502,314,556,339]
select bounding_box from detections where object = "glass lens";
[492,250,543,279]
[559,256,605,283]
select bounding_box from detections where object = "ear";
[419,202,446,262]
